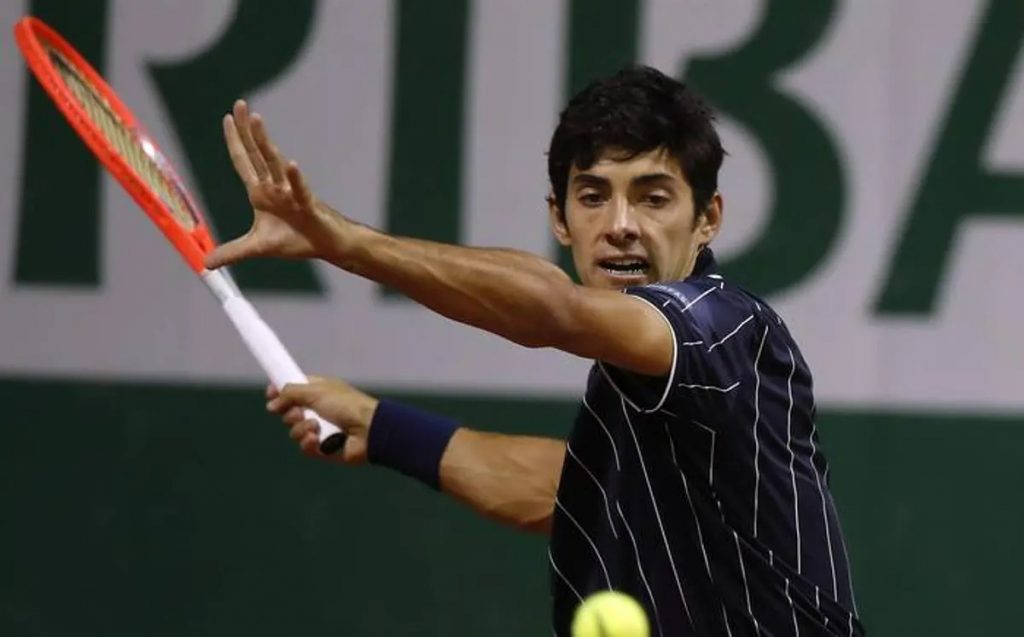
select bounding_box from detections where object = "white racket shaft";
[201,269,346,454]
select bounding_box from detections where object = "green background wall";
[3,378,1023,635]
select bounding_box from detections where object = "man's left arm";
[204,100,673,377]
[327,211,674,377]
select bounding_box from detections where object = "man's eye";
[579,193,605,206]
[642,194,671,208]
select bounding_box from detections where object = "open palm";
[204,100,333,269]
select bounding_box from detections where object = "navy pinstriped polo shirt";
[549,249,863,636]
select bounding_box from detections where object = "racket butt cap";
[319,432,347,455]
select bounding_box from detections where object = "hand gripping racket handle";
[202,270,347,455]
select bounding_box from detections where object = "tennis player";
[207,66,863,637]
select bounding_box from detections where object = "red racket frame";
[14,16,217,273]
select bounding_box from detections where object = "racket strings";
[46,46,197,231]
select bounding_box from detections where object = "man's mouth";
[597,257,650,278]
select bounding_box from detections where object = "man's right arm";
[440,429,564,534]
[270,378,564,535]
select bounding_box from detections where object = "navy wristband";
[367,399,459,490]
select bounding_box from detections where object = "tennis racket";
[13,16,347,455]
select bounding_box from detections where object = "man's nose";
[604,197,640,244]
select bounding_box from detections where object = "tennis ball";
[571,590,649,637]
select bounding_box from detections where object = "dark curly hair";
[547,65,725,219]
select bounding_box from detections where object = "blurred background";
[2,1,1023,635]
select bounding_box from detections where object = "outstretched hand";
[205,100,341,270]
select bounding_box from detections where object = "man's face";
[550,148,722,290]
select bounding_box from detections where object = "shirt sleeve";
[597,280,760,413]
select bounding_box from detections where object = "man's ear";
[696,192,724,247]
[548,195,572,247]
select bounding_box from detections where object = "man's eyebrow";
[570,173,609,188]
[570,172,680,188]
[630,172,678,187]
